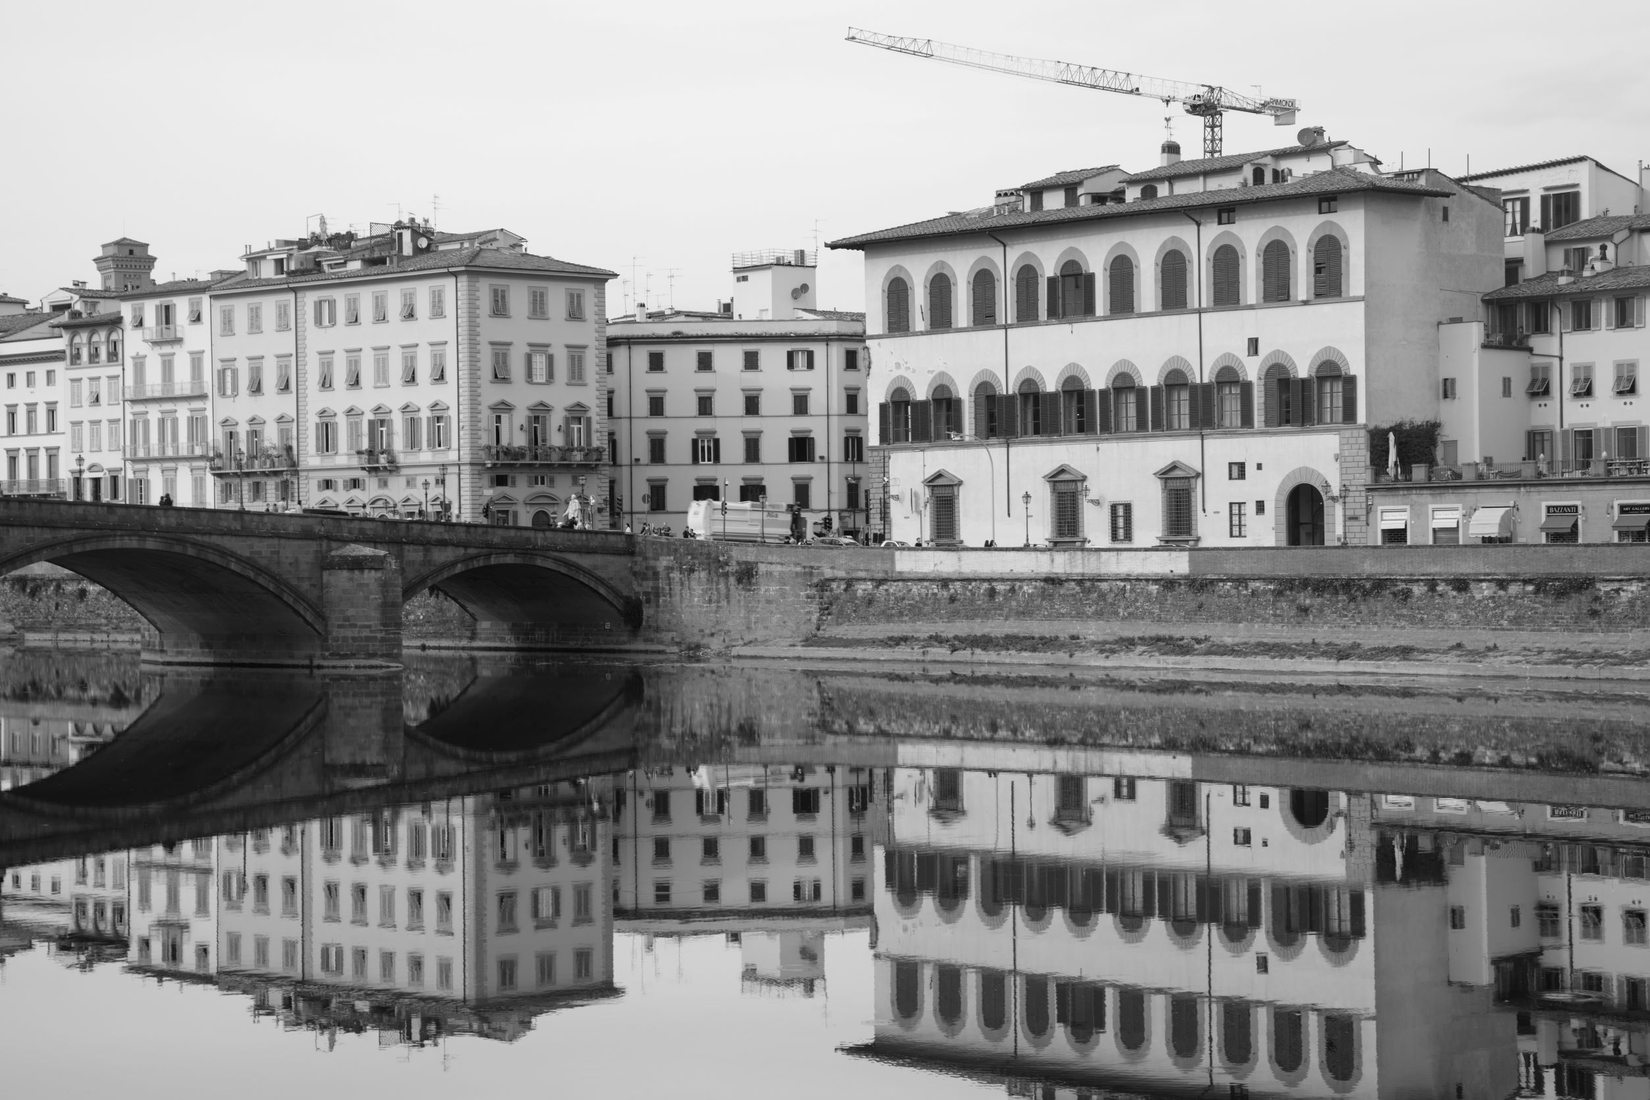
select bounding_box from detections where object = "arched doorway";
[531,509,554,529]
[1286,484,1325,546]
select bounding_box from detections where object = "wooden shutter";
[1240,382,1255,427]
[1525,430,1541,463]
[1040,392,1061,436]
[1637,296,1646,327]
[1089,389,1108,434]
[1149,386,1164,432]
[1262,240,1291,302]
[1313,237,1343,298]
[1247,881,1264,928]
[998,393,1020,438]
[1212,246,1239,306]
[712,437,721,463]
[1560,428,1574,466]
[878,403,891,445]
[1196,383,1216,430]
[973,395,991,439]
[1341,377,1358,423]
[1016,270,1038,322]
[1082,272,1097,316]
[887,280,909,332]
[1161,250,1187,310]
[972,271,995,326]
[929,277,951,329]
[1264,377,1282,427]
[911,401,933,443]
[1046,276,1062,320]
[690,439,701,465]
[1109,258,1133,314]
[1295,378,1316,426]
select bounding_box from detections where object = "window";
[489,285,510,317]
[1450,905,1466,930]
[1580,904,1603,940]
[1572,299,1593,331]
[695,392,714,417]
[970,269,997,325]
[1318,196,1338,214]
[1216,206,1236,225]
[1211,245,1240,307]
[1616,296,1640,328]
[1616,361,1639,395]
[1110,502,1133,542]
[1316,367,1345,422]
[928,273,952,329]
[1056,259,1093,318]
[1626,909,1648,945]
[491,347,510,381]
[371,291,387,323]
[1503,196,1530,236]
[566,289,586,319]
[1442,377,1457,400]
[218,305,235,336]
[843,433,864,462]
[430,286,446,318]
[787,435,815,462]
[1313,237,1343,298]
[528,287,549,319]
[1570,362,1593,397]
[345,354,362,388]
[1162,477,1195,539]
[527,350,551,383]
[1108,256,1134,314]
[1229,502,1247,538]
[1014,265,1039,322]
[1261,240,1291,303]
[647,350,665,373]
[344,294,361,325]
[1163,370,1190,429]
[692,436,720,464]
[786,349,814,372]
[1111,378,1139,433]
[1527,362,1551,397]
[247,303,263,333]
[1050,475,1083,542]
[792,392,810,416]
[1541,190,1580,231]
[886,277,910,333]
[400,289,417,320]
[1159,249,1187,310]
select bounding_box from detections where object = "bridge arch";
[403,549,641,646]
[0,533,326,662]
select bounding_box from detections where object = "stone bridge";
[0,499,643,664]
[0,665,644,867]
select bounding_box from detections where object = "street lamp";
[721,478,728,539]
[74,453,84,502]
[235,447,246,511]
[1022,490,1032,547]
[422,478,430,518]
[436,463,448,521]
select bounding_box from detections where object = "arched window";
[887,387,912,444]
[1163,368,1191,431]
[1140,183,1158,199]
[974,381,999,439]
[1024,976,1050,1038]
[1169,994,1200,1058]
[1018,379,1043,437]
[971,269,997,326]
[1058,259,1090,318]
[1160,249,1188,310]
[980,971,1008,1031]
[1262,362,1293,427]
[1215,365,1248,429]
[1273,1007,1305,1072]
[1109,256,1135,315]
[1252,166,1266,186]
[68,335,82,365]
[1313,236,1343,298]
[1015,265,1039,323]
[1211,244,1240,306]
[928,273,953,330]
[886,277,910,333]
[1223,1002,1253,1065]
[1118,989,1147,1051]
[1059,982,1105,1043]
[1060,376,1087,435]
[894,960,921,1020]
[107,331,120,361]
[1314,363,1345,424]
[1323,1013,1357,1082]
[1262,240,1292,303]
[932,384,957,440]
[936,965,964,1027]
[1112,374,1139,433]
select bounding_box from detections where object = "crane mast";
[844,27,1298,158]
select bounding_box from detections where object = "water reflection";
[3,655,1650,1097]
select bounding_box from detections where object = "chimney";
[634,302,646,322]
[1161,139,1181,167]
[1591,243,1615,275]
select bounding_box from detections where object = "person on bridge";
[789,506,806,544]
[158,493,174,507]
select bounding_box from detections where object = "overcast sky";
[4,0,1648,317]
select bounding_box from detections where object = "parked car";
[814,535,859,548]
[879,539,912,548]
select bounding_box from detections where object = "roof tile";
[1121,141,1349,182]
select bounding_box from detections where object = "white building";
[1460,155,1644,286]
[0,312,67,498]
[605,251,871,536]
[121,275,228,507]
[829,137,1503,547]
[56,308,126,502]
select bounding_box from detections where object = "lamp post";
[1022,490,1032,547]
[74,453,84,502]
[721,478,728,540]
[436,463,448,521]
[759,494,767,543]
[422,478,430,518]
[235,447,246,511]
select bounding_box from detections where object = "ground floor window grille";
[930,486,958,544]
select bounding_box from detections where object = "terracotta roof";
[1544,214,1650,242]
[50,311,124,329]
[0,312,57,338]
[120,276,233,301]
[1460,155,1634,184]
[1121,141,1349,182]
[58,287,121,299]
[829,166,1447,250]
[213,247,615,294]
[1483,265,1650,301]
[794,308,866,322]
[1020,167,1116,190]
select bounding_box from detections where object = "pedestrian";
[158,493,173,507]
[789,505,806,544]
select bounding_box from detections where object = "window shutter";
[713,437,721,463]
[1638,426,1648,458]
[1560,429,1574,466]
[1296,378,1316,426]
[1560,305,1572,333]
[1149,386,1164,432]
[972,271,995,326]
[1089,389,1108,434]
[1264,378,1283,428]
[1040,391,1061,436]
[1046,277,1061,320]
[1637,296,1646,327]
[878,403,891,445]
[1262,240,1291,302]
[1016,270,1038,322]
[1082,272,1097,316]
[998,393,1020,438]
[1605,301,1617,330]
[1525,430,1539,463]
[973,396,990,439]
[911,401,933,443]
[690,441,700,465]
[929,278,951,329]
[1196,383,1215,429]
[1160,250,1187,310]
[1212,246,1239,306]
[1240,381,1255,428]
[1341,377,1358,423]
[1313,237,1343,298]
[1109,259,1133,314]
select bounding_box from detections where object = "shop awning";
[1613,512,1650,531]
[1431,507,1462,526]
[1539,514,1578,533]
[1378,509,1408,530]
[1467,506,1514,538]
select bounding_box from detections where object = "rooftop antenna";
[665,268,680,310]
[430,194,441,231]
[386,202,404,222]
[630,256,644,307]
[620,278,632,316]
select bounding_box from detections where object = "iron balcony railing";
[1371,458,1650,484]
[482,443,606,467]
[124,381,209,400]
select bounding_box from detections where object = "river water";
[2,649,1647,1099]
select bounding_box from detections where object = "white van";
[684,499,797,542]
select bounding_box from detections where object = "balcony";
[124,381,209,400]
[1370,458,1650,485]
[209,444,298,476]
[142,325,183,344]
[1482,331,1532,350]
[482,443,606,467]
[0,479,67,497]
[358,448,397,471]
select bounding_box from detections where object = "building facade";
[121,277,223,507]
[605,251,870,536]
[830,139,1503,548]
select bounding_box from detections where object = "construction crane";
[845,27,1298,159]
